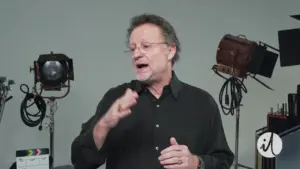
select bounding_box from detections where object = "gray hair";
[126,13,181,65]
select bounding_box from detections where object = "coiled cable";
[212,65,248,116]
[20,84,46,130]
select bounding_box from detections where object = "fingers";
[160,156,182,165]
[161,144,187,154]
[170,137,178,145]
[110,88,138,119]
[99,88,139,129]
[159,137,192,168]
[164,162,185,169]
[159,150,183,161]
[118,88,138,110]
[159,143,186,166]
[159,153,187,168]
[118,108,132,118]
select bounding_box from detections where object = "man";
[71,13,234,169]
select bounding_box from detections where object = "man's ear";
[167,44,176,61]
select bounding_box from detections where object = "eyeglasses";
[124,42,167,55]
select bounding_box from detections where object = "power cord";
[0,85,9,122]
[212,65,248,116]
[20,84,47,130]
[0,80,14,123]
[0,84,9,113]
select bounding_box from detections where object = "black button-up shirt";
[71,72,234,169]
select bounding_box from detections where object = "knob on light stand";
[20,51,74,168]
[0,77,15,124]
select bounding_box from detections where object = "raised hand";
[100,88,139,129]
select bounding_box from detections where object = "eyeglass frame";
[124,41,171,54]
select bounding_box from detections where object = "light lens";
[42,61,63,81]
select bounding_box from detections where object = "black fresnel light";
[18,51,75,167]
[30,51,74,99]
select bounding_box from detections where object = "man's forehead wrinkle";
[130,25,164,42]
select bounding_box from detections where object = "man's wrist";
[193,155,200,169]
[193,155,204,169]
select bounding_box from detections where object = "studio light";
[19,51,75,168]
[212,34,279,169]
[30,51,74,99]
[213,34,278,83]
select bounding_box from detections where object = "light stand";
[213,33,279,169]
[0,77,15,124]
[32,52,74,168]
[18,51,74,168]
[233,103,253,169]
[214,74,254,169]
[45,97,58,168]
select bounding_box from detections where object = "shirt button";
[155,146,159,150]
[156,124,159,128]
[156,104,160,107]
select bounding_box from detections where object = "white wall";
[0,0,299,168]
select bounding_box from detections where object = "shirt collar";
[131,71,182,99]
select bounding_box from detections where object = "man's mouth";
[136,64,149,70]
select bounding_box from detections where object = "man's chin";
[136,74,151,82]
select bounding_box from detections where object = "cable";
[20,84,47,130]
[212,65,248,116]
[0,84,9,123]
[0,85,8,103]
[0,83,9,104]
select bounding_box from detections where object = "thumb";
[170,137,178,145]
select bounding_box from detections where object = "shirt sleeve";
[71,88,115,169]
[199,95,234,169]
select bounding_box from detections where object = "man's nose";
[132,48,143,59]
